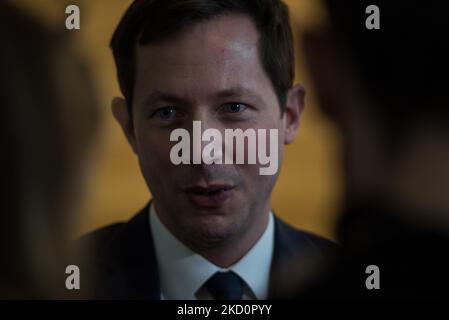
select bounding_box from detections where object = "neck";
[154,200,271,268]
[195,209,270,268]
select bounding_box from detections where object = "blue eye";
[222,103,247,113]
[154,106,177,119]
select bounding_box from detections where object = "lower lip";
[186,189,234,208]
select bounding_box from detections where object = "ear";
[111,97,138,154]
[283,84,305,144]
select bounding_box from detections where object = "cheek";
[135,130,174,168]
[238,163,278,200]
[135,133,178,195]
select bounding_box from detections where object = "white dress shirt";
[149,203,274,300]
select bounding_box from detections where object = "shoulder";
[273,215,339,258]
[78,221,126,245]
[269,215,339,298]
[77,222,126,254]
[74,203,161,299]
[76,203,152,264]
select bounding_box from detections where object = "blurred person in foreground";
[0,2,98,298]
[288,0,449,299]
[80,0,337,300]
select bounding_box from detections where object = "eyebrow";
[215,87,266,106]
[141,90,186,106]
[140,86,266,107]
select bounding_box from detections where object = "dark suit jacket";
[79,201,337,299]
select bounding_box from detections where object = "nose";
[190,108,224,165]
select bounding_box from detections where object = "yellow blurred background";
[14,0,342,240]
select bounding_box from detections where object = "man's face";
[116,14,301,249]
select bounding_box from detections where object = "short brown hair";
[111,0,294,115]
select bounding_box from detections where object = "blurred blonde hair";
[0,1,98,298]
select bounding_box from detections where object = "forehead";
[133,14,276,105]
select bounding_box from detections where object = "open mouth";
[184,185,234,208]
[186,185,233,194]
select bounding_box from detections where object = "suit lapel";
[269,215,321,298]
[95,204,328,299]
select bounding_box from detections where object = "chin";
[181,214,244,247]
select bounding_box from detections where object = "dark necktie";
[204,271,243,300]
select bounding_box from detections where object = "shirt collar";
[149,203,274,300]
